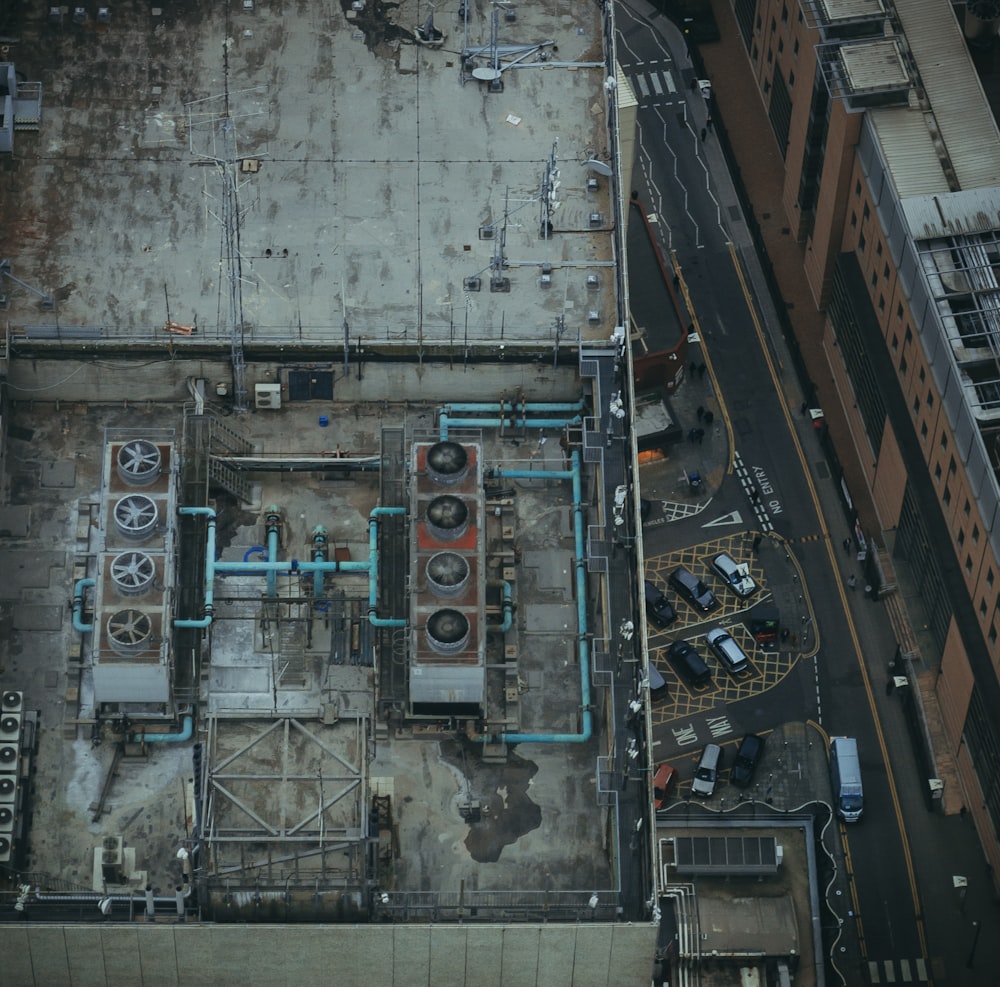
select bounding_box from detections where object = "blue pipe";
[138,715,193,744]
[312,526,327,598]
[243,546,267,562]
[487,580,514,633]
[72,577,95,632]
[443,400,586,413]
[494,468,573,481]
[368,507,407,627]
[265,512,281,598]
[439,414,581,440]
[492,450,592,745]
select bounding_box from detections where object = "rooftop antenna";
[489,188,510,292]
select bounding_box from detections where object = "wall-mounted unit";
[255,383,282,409]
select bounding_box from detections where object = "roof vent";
[106,608,153,655]
[426,441,469,485]
[426,495,470,542]
[110,551,157,597]
[426,609,471,654]
[116,440,161,487]
[426,552,471,598]
[113,494,159,542]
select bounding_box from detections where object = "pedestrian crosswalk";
[629,67,680,104]
[867,957,928,983]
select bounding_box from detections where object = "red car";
[652,763,678,811]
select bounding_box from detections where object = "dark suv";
[666,640,712,688]
[730,733,765,787]
[668,566,719,613]
[644,580,677,628]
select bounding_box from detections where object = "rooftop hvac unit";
[100,835,125,884]
[426,442,469,486]
[110,551,157,597]
[113,494,159,542]
[116,440,161,487]
[1,692,23,714]
[0,776,15,804]
[0,713,20,741]
[255,383,282,410]
[0,834,11,864]
[0,805,13,835]
[0,745,18,772]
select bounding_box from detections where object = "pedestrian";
[843,537,851,556]
[885,677,894,696]
[848,574,857,591]
[698,363,707,379]
[696,406,704,421]
[801,401,808,416]
[700,127,707,141]
[751,534,762,554]
[687,427,697,443]
[689,361,697,375]
[703,410,714,426]
[696,428,704,445]
[673,273,680,287]
[780,628,789,642]
[790,633,797,646]
[690,78,698,92]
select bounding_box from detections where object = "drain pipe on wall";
[72,577,96,632]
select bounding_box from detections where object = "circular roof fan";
[113,494,159,542]
[110,551,157,597]
[107,608,153,655]
[116,439,162,486]
[426,608,471,654]
[1,692,21,711]
[426,495,469,542]
[426,441,469,485]
[426,552,470,598]
[0,716,19,736]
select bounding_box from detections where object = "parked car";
[644,580,677,629]
[666,640,712,688]
[730,733,765,787]
[647,661,670,702]
[710,551,757,598]
[705,626,751,675]
[691,744,723,797]
[668,566,719,613]
[652,763,678,810]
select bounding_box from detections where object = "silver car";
[710,552,757,598]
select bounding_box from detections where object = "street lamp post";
[966,919,981,969]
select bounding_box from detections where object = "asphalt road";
[617,2,933,982]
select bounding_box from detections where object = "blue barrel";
[318,415,329,427]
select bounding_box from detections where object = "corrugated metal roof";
[871,107,951,198]
[901,187,1000,241]
[894,0,1000,190]
[841,39,908,92]
[820,0,885,22]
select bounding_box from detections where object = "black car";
[644,580,677,629]
[666,640,712,688]
[668,566,719,613]
[730,733,765,787]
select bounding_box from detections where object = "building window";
[912,396,920,415]
[870,272,877,289]
[859,232,866,252]
[781,3,788,22]
[897,302,903,320]
[883,263,890,280]
[958,529,966,547]
[756,13,762,30]
[767,48,773,64]
[927,391,934,409]
[876,242,883,256]
[988,568,995,588]
[921,422,929,441]
[763,79,771,94]
[855,180,861,197]
[891,333,898,351]
[752,43,759,61]
[900,356,908,374]
[940,433,948,451]
[851,211,857,228]
[793,38,799,56]
[943,484,951,504]
[919,367,925,382]
[863,203,870,221]
[949,456,957,476]
[974,525,980,544]
[964,498,971,516]
[989,624,997,644]
[788,70,794,86]
[879,294,886,312]
[778,38,784,54]
[934,463,942,482]
[966,555,973,576]
[981,599,988,619]
[905,327,913,344]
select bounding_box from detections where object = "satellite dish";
[585,158,613,177]
[472,67,502,81]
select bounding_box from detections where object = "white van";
[691,743,723,797]
[705,626,750,675]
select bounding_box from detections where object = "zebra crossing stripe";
[898,958,911,980]
[636,75,649,98]
[650,73,663,95]
[914,958,927,980]
[664,70,676,93]
[882,958,896,981]
[868,961,880,983]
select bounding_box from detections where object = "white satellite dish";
[585,158,613,177]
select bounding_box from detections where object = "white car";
[711,552,757,598]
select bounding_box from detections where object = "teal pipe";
[492,450,592,745]
[444,400,586,413]
[265,512,281,598]
[368,507,407,627]
[138,715,193,744]
[72,577,95,632]
[175,507,217,629]
[487,580,514,633]
[439,414,581,440]
[494,468,573,481]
